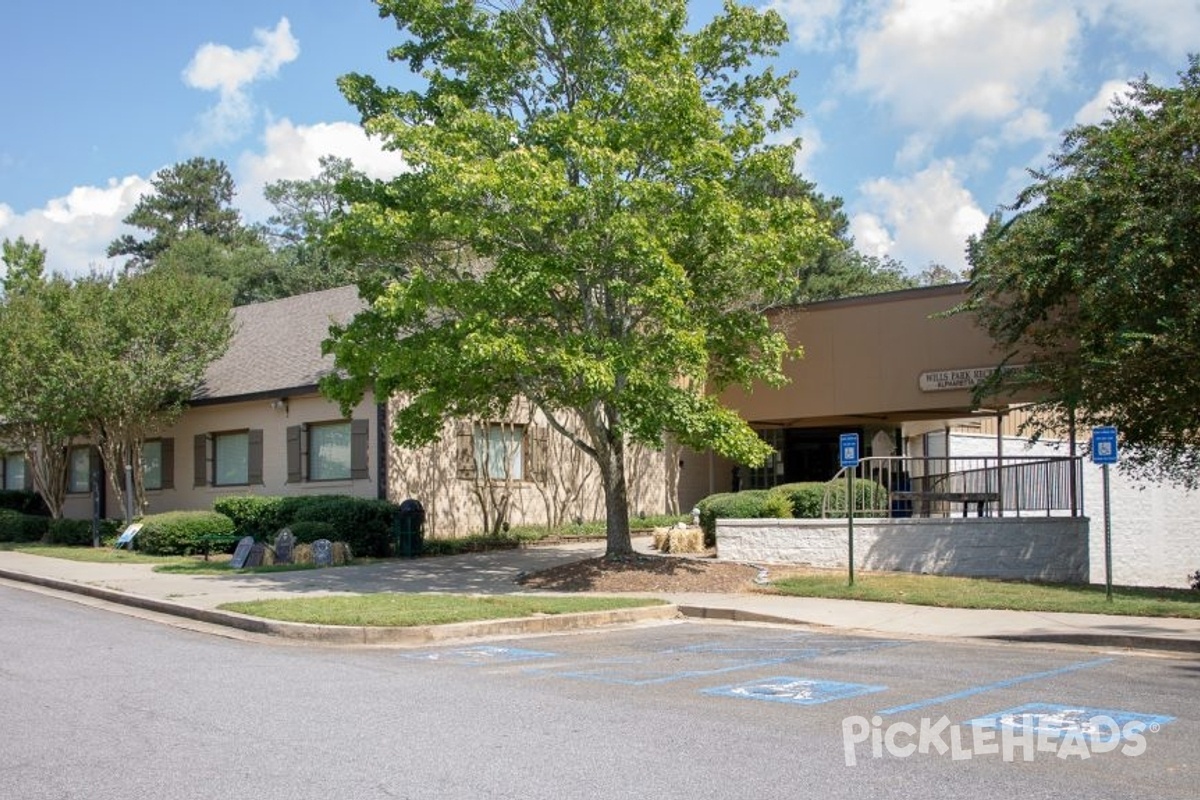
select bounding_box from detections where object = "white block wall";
[948,433,1200,588]
[716,517,1090,584]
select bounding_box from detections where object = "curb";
[0,566,680,645]
[985,633,1200,654]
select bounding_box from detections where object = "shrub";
[770,482,832,519]
[0,490,49,516]
[43,518,123,546]
[1190,570,1200,592]
[696,490,792,546]
[213,495,286,539]
[281,495,399,557]
[286,521,337,544]
[137,511,236,556]
[421,534,520,557]
[821,479,889,517]
[0,509,50,543]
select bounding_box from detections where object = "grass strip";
[770,572,1200,618]
[219,594,666,627]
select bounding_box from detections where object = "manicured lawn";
[219,594,667,626]
[770,572,1200,618]
[153,561,319,575]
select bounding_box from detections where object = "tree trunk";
[597,429,633,556]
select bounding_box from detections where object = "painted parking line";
[400,645,558,665]
[546,636,903,686]
[876,657,1115,716]
[550,656,791,686]
[703,677,887,706]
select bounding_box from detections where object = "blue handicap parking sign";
[703,677,886,706]
[839,433,860,468]
[1091,426,1119,465]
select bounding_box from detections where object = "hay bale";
[665,527,705,554]
[261,547,276,566]
[332,541,353,565]
[651,528,670,551]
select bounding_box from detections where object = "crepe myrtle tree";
[321,0,831,555]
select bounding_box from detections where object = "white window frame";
[142,440,163,491]
[68,447,91,494]
[213,431,249,487]
[475,424,525,481]
[308,421,352,482]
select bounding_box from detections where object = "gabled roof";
[193,285,364,404]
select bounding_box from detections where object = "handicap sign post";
[1091,426,1119,601]
[840,433,860,586]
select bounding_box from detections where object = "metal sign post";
[1090,426,1119,601]
[839,433,860,587]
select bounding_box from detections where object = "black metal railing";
[822,455,1083,519]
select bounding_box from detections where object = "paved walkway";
[1,541,1197,652]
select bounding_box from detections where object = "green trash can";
[393,499,426,558]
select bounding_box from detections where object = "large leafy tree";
[322,0,831,555]
[238,156,366,302]
[965,56,1200,485]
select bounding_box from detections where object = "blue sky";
[2,1,1198,279]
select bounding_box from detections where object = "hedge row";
[0,509,50,543]
[696,480,890,543]
[136,511,236,556]
[213,495,399,557]
[0,490,49,517]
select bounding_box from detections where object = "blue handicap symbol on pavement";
[968,703,1174,744]
[703,677,886,706]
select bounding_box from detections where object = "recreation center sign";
[918,364,1026,393]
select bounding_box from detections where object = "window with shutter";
[456,421,477,480]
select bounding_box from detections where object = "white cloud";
[0,118,410,278]
[852,161,989,270]
[1083,0,1200,60]
[1001,107,1054,144]
[851,0,1079,129]
[849,212,894,258]
[236,119,411,220]
[182,18,300,148]
[1074,78,1134,125]
[769,0,847,50]
[0,176,150,278]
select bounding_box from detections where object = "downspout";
[376,401,388,502]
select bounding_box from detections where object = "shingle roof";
[193,285,365,403]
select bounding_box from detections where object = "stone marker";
[312,538,333,567]
[230,536,256,569]
[274,528,295,565]
[246,542,267,568]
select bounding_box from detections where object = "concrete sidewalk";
[1,542,1198,652]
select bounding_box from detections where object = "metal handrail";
[821,455,1083,519]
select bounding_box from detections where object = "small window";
[309,422,352,481]
[142,441,163,491]
[213,432,249,486]
[68,447,92,494]
[3,453,26,491]
[475,424,524,481]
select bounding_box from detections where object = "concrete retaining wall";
[716,517,1090,583]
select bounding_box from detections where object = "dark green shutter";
[160,438,174,490]
[286,426,302,483]
[247,429,264,485]
[193,434,208,487]
[350,419,369,480]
